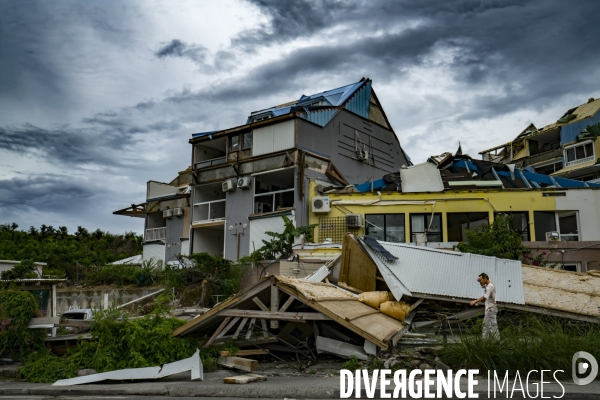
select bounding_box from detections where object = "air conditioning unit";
[345,214,363,228]
[356,149,369,161]
[222,179,235,192]
[163,209,173,218]
[237,176,251,189]
[172,208,183,217]
[254,202,272,214]
[546,231,560,241]
[312,196,330,213]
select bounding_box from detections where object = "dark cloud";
[155,39,208,63]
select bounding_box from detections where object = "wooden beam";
[245,318,257,340]
[270,284,279,329]
[260,319,269,339]
[219,310,329,321]
[218,356,258,372]
[252,297,269,312]
[217,317,240,339]
[278,295,296,312]
[233,317,248,339]
[220,349,269,357]
[205,317,231,347]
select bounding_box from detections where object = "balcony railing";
[566,155,594,167]
[194,156,227,170]
[192,199,226,224]
[145,227,166,242]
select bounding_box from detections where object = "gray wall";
[223,183,254,260]
[297,110,409,184]
[165,215,185,262]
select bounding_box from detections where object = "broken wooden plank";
[204,317,231,347]
[218,356,258,372]
[217,317,240,339]
[278,295,295,312]
[270,284,279,329]
[220,349,269,357]
[260,319,268,339]
[233,317,248,339]
[223,374,267,384]
[245,318,257,340]
[219,310,329,321]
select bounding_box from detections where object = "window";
[565,141,594,166]
[558,211,579,241]
[365,214,405,243]
[242,132,252,150]
[533,211,579,241]
[230,135,239,152]
[495,212,530,241]
[557,263,580,272]
[534,211,556,241]
[253,169,295,214]
[447,213,489,242]
[410,213,442,243]
[534,160,562,175]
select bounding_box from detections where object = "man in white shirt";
[470,272,499,339]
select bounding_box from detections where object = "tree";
[253,215,317,261]
[457,215,525,260]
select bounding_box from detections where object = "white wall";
[147,181,178,200]
[143,243,165,264]
[556,190,600,241]
[252,120,295,157]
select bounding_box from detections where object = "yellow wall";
[309,182,558,242]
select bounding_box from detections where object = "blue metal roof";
[191,131,218,139]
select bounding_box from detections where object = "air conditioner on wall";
[222,179,235,192]
[546,231,560,241]
[172,208,183,217]
[356,149,369,161]
[237,176,251,189]
[345,214,363,228]
[163,209,173,218]
[312,196,330,213]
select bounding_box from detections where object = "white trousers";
[483,307,499,339]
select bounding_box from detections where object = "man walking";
[470,273,499,339]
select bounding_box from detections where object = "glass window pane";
[427,214,442,232]
[385,214,405,243]
[242,132,252,150]
[534,211,557,241]
[366,215,385,241]
[566,148,575,162]
[584,143,594,158]
[411,215,425,233]
[575,145,585,159]
[230,135,239,151]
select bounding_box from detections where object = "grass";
[440,314,600,379]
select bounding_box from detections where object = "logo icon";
[572,351,598,385]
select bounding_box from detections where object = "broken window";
[565,141,594,165]
[495,212,530,241]
[447,212,489,242]
[534,211,557,241]
[230,135,239,152]
[253,168,295,214]
[410,213,442,243]
[558,211,579,241]
[365,214,405,243]
[242,132,252,150]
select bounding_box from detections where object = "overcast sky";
[1,0,599,235]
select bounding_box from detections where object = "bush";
[440,315,600,379]
[0,259,38,280]
[457,215,525,260]
[21,308,228,382]
[0,288,46,360]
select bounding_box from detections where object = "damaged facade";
[480,97,600,183]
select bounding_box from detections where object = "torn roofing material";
[399,162,445,193]
[359,238,525,305]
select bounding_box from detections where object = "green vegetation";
[0,223,142,279]
[0,259,38,280]
[20,307,236,383]
[440,315,600,379]
[457,215,526,260]
[0,288,46,360]
[249,215,317,261]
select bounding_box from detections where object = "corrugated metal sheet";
[143,243,165,263]
[252,120,295,157]
[250,214,295,254]
[360,239,525,305]
[305,265,331,282]
[344,80,371,119]
[400,162,445,193]
[300,108,340,127]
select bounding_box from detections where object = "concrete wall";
[147,181,178,200]
[297,110,409,184]
[55,286,163,315]
[165,213,185,262]
[524,241,600,272]
[556,190,600,241]
[192,225,225,257]
[222,179,254,260]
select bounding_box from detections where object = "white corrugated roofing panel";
[400,162,445,193]
[305,265,331,282]
[361,240,524,305]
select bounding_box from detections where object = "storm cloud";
[1,0,599,233]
